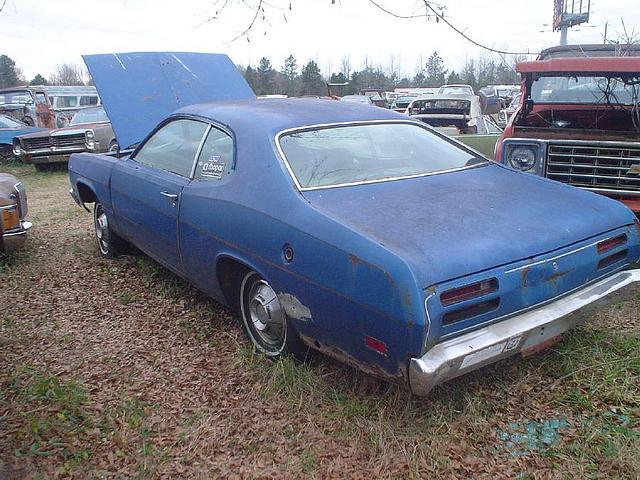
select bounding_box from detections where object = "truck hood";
[303,164,635,287]
[83,52,256,150]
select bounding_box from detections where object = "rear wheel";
[93,202,126,258]
[238,271,308,359]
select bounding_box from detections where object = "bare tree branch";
[208,0,533,56]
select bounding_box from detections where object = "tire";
[22,117,35,126]
[93,202,127,258]
[238,271,309,359]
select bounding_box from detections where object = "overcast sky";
[1,0,638,80]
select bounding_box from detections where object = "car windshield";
[0,115,25,128]
[279,122,485,189]
[0,91,33,105]
[70,107,108,125]
[531,75,640,105]
[341,95,371,104]
[439,86,473,95]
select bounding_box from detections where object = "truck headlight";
[85,130,95,150]
[504,143,543,174]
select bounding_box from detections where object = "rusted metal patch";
[277,293,312,321]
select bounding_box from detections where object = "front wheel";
[238,271,309,359]
[93,202,126,258]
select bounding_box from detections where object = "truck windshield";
[279,122,485,189]
[531,75,640,105]
[0,91,33,105]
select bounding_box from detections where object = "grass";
[2,166,639,478]
[1,366,92,473]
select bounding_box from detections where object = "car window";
[35,93,47,104]
[280,122,485,189]
[194,127,234,181]
[134,119,208,177]
[0,115,24,128]
[80,95,99,106]
[484,117,502,134]
[57,96,78,108]
[70,107,109,125]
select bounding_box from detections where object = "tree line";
[239,51,526,97]
[0,51,525,94]
[0,55,89,88]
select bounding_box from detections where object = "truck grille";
[22,137,51,150]
[51,133,86,149]
[546,143,640,192]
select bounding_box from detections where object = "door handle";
[160,191,179,201]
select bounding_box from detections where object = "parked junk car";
[14,106,117,171]
[438,84,474,96]
[390,94,420,113]
[495,47,640,216]
[43,85,101,128]
[340,94,373,106]
[0,86,55,128]
[69,52,640,397]
[0,173,31,255]
[407,94,503,157]
[497,92,522,128]
[0,115,48,160]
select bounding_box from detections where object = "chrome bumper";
[409,269,640,396]
[2,220,33,253]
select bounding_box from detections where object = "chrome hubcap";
[245,279,285,348]
[94,206,110,254]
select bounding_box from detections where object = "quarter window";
[134,119,208,177]
[194,127,234,181]
[80,96,99,106]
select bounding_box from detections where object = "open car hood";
[83,52,256,149]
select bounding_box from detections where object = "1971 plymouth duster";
[68,52,640,396]
[0,173,31,255]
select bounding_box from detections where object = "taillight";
[597,234,627,254]
[364,336,387,355]
[440,278,498,306]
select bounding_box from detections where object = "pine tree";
[256,57,275,95]
[425,51,447,87]
[300,60,324,96]
[0,55,21,88]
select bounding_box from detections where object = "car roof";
[173,98,404,135]
[517,56,640,74]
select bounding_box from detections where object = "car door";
[178,125,236,296]
[111,118,208,273]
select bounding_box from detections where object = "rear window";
[279,122,485,190]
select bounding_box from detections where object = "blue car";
[68,53,640,396]
[0,114,47,159]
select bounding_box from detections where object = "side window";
[80,95,99,106]
[35,93,47,104]
[194,127,234,181]
[134,119,208,177]
[484,116,502,134]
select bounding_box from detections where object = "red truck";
[495,45,640,216]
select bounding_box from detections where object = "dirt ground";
[1,165,639,479]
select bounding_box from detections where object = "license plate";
[1,208,19,231]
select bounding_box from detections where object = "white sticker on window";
[199,154,225,179]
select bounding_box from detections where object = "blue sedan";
[68,53,640,396]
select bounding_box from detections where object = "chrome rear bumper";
[2,220,32,253]
[409,269,640,396]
